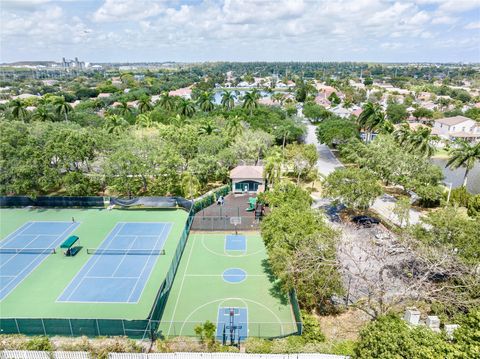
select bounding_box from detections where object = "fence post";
[41,319,46,336]
[14,318,20,334]
[68,319,74,337]
[96,319,100,336]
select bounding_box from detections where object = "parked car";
[351,215,380,227]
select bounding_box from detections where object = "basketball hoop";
[230,217,241,235]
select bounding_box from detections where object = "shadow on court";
[261,258,288,305]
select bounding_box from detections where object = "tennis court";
[0,221,79,301]
[0,208,188,321]
[158,232,300,339]
[57,222,172,303]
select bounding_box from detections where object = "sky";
[1,0,479,63]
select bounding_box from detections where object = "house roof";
[230,166,264,180]
[436,116,473,126]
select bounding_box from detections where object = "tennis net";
[0,248,56,254]
[86,248,166,255]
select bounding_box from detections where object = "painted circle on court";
[222,268,247,283]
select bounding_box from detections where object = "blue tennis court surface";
[216,307,248,342]
[57,222,172,303]
[225,235,246,251]
[0,221,79,301]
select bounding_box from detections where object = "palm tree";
[104,114,128,135]
[220,90,236,111]
[264,151,282,188]
[158,92,175,111]
[117,101,132,117]
[446,140,480,187]
[197,91,215,112]
[357,102,386,142]
[177,98,196,118]
[33,106,54,122]
[226,115,244,138]
[394,124,437,158]
[135,113,154,128]
[138,96,152,114]
[406,127,437,158]
[242,89,261,115]
[272,93,286,105]
[54,97,73,121]
[9,100,28,121]
[198,119,219,136]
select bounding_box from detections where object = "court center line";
[110,235,139,277]
[58,222,126,302]
[134,223,173,304]
[0,222,35,247]
[126,223,168,302]
[0,221,79,301]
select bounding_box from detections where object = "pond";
[430,158,480,194]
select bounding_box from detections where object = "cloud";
[93,0,167,22]
[464,21,480,30]
[0,0,478,62]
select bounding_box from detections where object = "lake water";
[431,158,480,194]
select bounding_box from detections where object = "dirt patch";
[317,309,370,342]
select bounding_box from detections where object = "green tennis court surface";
[158,232,299,339]
[0,208,188,320]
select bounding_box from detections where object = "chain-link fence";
[157,321,301,340]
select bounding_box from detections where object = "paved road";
[305,123,343,177]
[304,121,423,226]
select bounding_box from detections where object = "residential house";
[432,116,480,143]
[168,87,192,99]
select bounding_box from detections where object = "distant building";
[62,57,85,70]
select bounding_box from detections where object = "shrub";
[25,336,53,351]
[244,337,273,353]
[301,310,325,343]
[467,194,480,217]
[449,187,471,207]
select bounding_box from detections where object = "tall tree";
[357,102,387,142]
[225,115,244,138]
[177,98,196,118]
[138,95,152,114]
[158,92,175,111]
[197,91,215,112]
[104,114,128,135]
[54,97,73,122]
[32,106,54,122]
[220,90,236,110]
[117,101,132,117]
[242,89,261,116]
[9,100,28,121]
[446,140,480,187]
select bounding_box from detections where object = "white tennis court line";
[56,222,126,302]
[57,222,173,304]
[127,223,170,302]
[0,221,79,301]
[166,229,197,336]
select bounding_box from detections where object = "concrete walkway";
[304,122,423,227]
